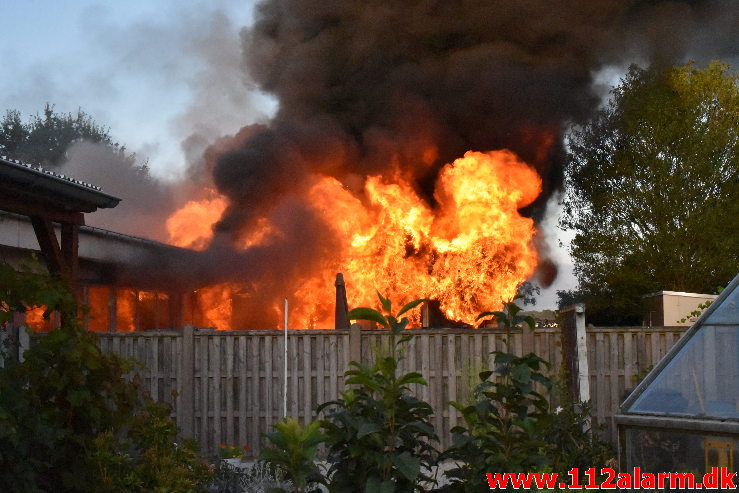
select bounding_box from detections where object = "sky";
[0,0,275,180]
[0,0,581,309]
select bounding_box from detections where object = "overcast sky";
[0,0,276,180]
[0,0,581,309]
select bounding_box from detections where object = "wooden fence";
[584,327,686,439]
[93,325,686,458]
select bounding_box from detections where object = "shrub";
[318,293,438,493]
[438,298,613,491]
[260,418,327,492]
[0,261,213,492]
[440,352,553,491]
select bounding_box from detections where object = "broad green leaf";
[394,451,420,481]
[379,480,395,493]
[397,298,426,317]
[356,423,382,438]
[507,302,522,317]
[510,363,531,384]
[396,335,414,345]
[493,352,517,364]
[376,290,392,313]
[364,477,381,493]
[397,372,427,386]
[348,307,387,327]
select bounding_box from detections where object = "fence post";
[18,325,30,363]
[574,303,591,403]
[349,323,362,364]
[179,325,195,438]
[560,303,589,400]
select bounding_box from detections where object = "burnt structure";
[0,156,208,331]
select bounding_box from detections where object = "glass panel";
[625,428,737,484]
[704,286,739,325]
[86,286,110,332]
[138,291,157,331]
[630,325,739,418]
[116,289,136,332]
[157,293,170,329]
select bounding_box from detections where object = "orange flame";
[166,191,227,251]
[167,150,541,329]
[116,289,136,332]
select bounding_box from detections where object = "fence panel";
[586,327,687,442]
[96,325,686,457]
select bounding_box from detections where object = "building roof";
[0,155,120,213]
[642,290,719,299]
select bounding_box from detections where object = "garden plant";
[317,293,438,493]
[0,261,212,493]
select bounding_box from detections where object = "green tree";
[561,60,739,324]
[0,103,140,168]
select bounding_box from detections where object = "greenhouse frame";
[616,273,739,486]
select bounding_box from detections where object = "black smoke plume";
[198,0,737,324]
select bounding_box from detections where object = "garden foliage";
[0,261,212,492]
[438,298,612,491]
[317,293,438,493]
[260,418,327,492]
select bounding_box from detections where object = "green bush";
[260,418,327,492]
[438,298,613,491]
[318,293,438,493]
[0,262,213,492]
[440,352,553,491]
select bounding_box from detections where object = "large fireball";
[167,150,541,329]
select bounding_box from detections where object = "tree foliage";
[561,60,739,323]
[0,103,140,168]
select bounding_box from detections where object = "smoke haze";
[206,0,738,272]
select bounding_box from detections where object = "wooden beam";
[30,216,65,276]
[61,222,81,302]
[0,193,84,225]
[61,223,79,274]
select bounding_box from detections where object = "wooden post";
[179,325,195,438]
[559,303,590,403]
[421,303,430,328]
[574,303,591,403]
[521,322,535,356]
[349,323,362,365]
[60,222,80,302]
[560,304,580,398]
[18,326,30,363]
[334,273,350,330]
[109,287,117,332]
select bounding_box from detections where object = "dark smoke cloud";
[214,0,736,228]
[200,0,737,304]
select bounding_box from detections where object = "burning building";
[5,1,736,331]
[0,155,234,331]
[156,0,736,329]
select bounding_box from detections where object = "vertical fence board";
[94,326,687,457]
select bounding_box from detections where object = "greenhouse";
[617,273,739,486]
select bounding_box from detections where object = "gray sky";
[0,0,275,180]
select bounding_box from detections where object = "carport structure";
[0,155,120,294]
